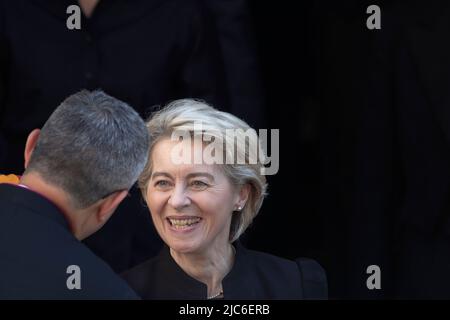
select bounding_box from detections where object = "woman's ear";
[24,129,41,169]
[235,183,251,210]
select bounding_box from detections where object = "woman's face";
[146,138,242,254]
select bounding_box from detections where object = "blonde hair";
[139,99,268,242]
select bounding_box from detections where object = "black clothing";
[0,183,138,299]
[122,242,327,299]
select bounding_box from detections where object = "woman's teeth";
[168,217,201,228]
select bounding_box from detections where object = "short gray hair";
[26,90,150,209]
[139,99,268,242]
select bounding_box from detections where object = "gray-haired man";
[0,90,149,299]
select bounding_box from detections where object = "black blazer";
[0,184,138,299]
[122,242,327,299]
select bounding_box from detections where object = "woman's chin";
[168,241,202,254]
[163,233,205,253]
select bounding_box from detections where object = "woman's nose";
[167,185,191,209]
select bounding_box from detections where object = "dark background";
[245,0,376,299]
[249,0,450,299]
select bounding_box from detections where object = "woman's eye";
[190,181,209,189]
[155,180,171,188]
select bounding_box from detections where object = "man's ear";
[96,190,129,223]
[24,129,40,169]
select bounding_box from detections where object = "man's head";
[22,90,150,239]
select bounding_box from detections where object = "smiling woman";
[121,99,328,300]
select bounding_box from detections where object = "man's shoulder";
[0,185,138,299]
[1,231,138,299]
[62,241,139,299]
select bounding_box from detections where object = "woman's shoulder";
[122,256,159,277]
[241,247,299,272]
[294,257,328,299]
[239,246,328,299]
[121,246,205,299]
[121,255,162,296]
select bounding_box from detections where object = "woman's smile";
[166,215,203,233]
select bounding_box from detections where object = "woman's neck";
[170,243,235,298]
[78,0,100,18]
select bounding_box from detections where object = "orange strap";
[0,174,20,184]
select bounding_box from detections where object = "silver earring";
[237,206,242,211]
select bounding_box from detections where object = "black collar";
[156,241,258,300]
[0,183,70,231]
